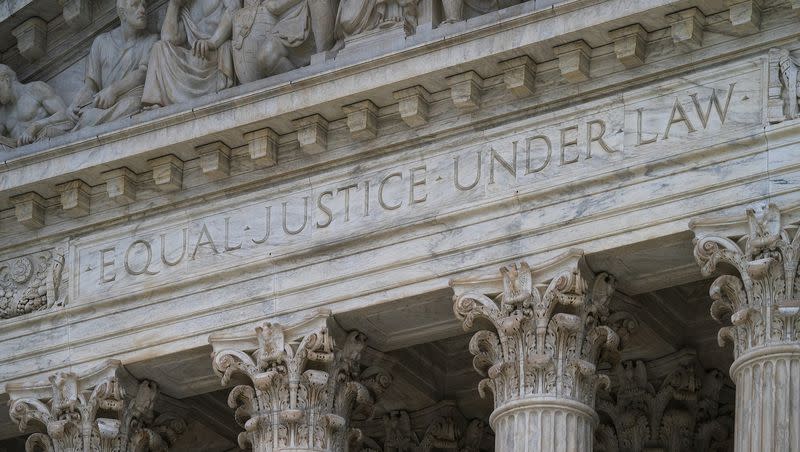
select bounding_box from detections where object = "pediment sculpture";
[0,65,73,149]
[69,0,157,130]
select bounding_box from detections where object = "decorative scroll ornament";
[0,249,65,319]
[451,252,621,410]
[595,351,733,452]
[210,311,392,452]
[692,203,800,359]
[7,361,185,452]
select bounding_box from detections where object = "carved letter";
[663,98,696,139]
[191,224,220,259]
[224,217,242,251]
[252,207,272,244]
[125,240,159,275]
[453,151,481,191]
[160,229,187,266]
[690,83,735,129]
[409,166,428,205]
[379,172,403,210]
[316,191,334,228]
[636,108,658,146]
[282,198,309,235]
[100,247,116,283]
[337,184,359,222]
[363,181,371,217]
[489,147,516,184]
[523,135,552,174]
[560,125,580,165]
[586,119,618,156]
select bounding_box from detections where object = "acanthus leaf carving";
[7,361,185,452]
[691,203,800,358]
[594,350,733,452]
[451,253,622,409]
[210,311,392,451]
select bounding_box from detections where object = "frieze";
[66,68,759,307]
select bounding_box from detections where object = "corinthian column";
[209,309,392,452]
[691,203,800,452]
[451,250,622,452]
[6,360,185,452]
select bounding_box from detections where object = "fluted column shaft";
[491,398,595,452]
[691,204,800,452]
[731,345,800,451]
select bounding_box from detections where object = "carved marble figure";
[768,47,800,123]
[230,0,336,83]
[440,0,518,25]
[335,0,418,39]
[142,0,237,106]
[68,0,157,130]
[0,65,73,149]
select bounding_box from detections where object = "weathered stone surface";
[554,40,591,82]
[0,2,796,448]
[393,86,430,127]
[608,24,648,68]
[244,127,279,165]
[11,17,47,62]
[102,168,137,204]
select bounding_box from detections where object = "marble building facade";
[0,0,798,449]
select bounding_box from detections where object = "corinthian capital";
[209,309,392,452]
[6,360,185,452]
[691,203,800,358]
[450,250,621,410]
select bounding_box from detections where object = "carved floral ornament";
[450,250,635,411]
[6,360,185,452]
[356,403,487,452]
[691,203,800,359]
[595,350,734,452]
[0,248,66,320]
[209,309,392,452]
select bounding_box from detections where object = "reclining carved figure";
[0,65,73,150]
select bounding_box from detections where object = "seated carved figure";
[229,0,335,83]
[440,0,519,25]
[335,0,418,39]
[142,0,237,106]
[0,65,73,150]
[69,0,157,130]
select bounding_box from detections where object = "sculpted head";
[0,64,17,105]
[117,0,147,30]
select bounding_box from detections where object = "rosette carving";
[210,313,391,452]
[451,255,620,409]
[7,362,185,452]
[692,203,800,358]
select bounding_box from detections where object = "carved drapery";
[595,350,734,452]
[451,251,622,452]
[0,248,65,319]
[691,203,800,451]
[7,360,185,452]
[767,48,800,123]
[210,310,391,452]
